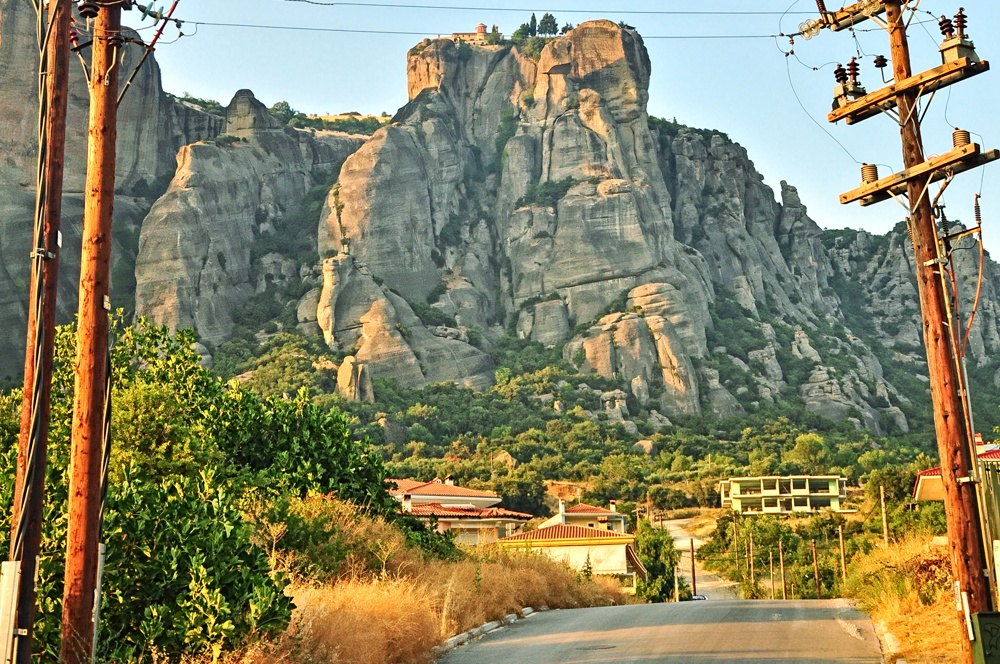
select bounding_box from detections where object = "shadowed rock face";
[309,19,1000,431]
[134,90,364,347]
[0,0,222,379]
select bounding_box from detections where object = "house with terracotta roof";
[498,521,646,593]
[913,436,999,501]
[388,476,531,545]
[538,500,628,533]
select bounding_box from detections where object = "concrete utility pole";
[770,551,775,600]
[811,2,996,658]
[749,531,755,586]
[8,1,72,661]
[838,525,847,580]
[733,516,740,574]
[60,2,122,661]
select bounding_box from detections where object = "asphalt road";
[437,599,884,663]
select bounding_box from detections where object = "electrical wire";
[276,1,818,15]
[784,55,861,165]
[182,19,784,39]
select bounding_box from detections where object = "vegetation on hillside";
[0,320,397,661]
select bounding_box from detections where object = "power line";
[277,1,817,16]
[186,19,781,39]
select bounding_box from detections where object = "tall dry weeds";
[842,537,961,663]
[225,548,629,664]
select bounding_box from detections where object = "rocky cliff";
[4,8,999,436]
[133,90,364,348]
[0,0,222,378]
[307,20,1000,434]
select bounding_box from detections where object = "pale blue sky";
[143,1,1000,255]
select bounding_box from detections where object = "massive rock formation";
[0,0,222,378]
[5,7,1000,435]
[133,90,363,347]
[307,21,1000,433]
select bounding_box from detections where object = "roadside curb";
[432,605,549,659]
[875,620,906,664]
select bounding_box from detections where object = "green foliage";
[0,320,393,660]
[171,92,225,116]
[99,469,289,661]
[410,301,458,328]
[269,100,298,124]
[635,520,684,602]
[515,177,576,208]
[538,13,558,36]
[494,108,519,163]
[288,114,386,135]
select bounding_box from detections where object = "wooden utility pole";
[749,531,756,586]
[885,2,992,639]
[690,538,697,596]
[769,551,775,600]
[733,516,740,574]
[880,485,890,547]
[838,525,847,580]
[812,540,821,600]
[816,4,996,658]
[9,1,72,661]
[60,3,122,661]
[674,565,679,602]
[779,540,786,600]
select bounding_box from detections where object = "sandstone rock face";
[336,356,374,402]
[134,90,364,347]
[4,11,1000,435]
[302,20,1000,429]
[0,0,222,377]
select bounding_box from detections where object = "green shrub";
[515,177,576,209]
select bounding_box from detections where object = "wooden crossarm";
[828,58,989,125]
[825,4,885,32]
[840,143,999,206]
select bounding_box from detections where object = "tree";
[268,100,298,124]
[512,22,531,39]
[529,13,537,37]
[538,13,557,36]
[560,22,574,34]
[0,320,394,660]
[634,520,683,602]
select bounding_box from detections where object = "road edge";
[431,605,549,659]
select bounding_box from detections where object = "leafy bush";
[0,320,393,661]
[515,177,576,208]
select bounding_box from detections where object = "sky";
[139,1,1000,255]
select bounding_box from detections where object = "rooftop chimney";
[444,474,455,486]
[402,494,413,512]
[609,499,617,512]
[559,499,566,514]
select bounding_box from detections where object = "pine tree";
[538,13,557,36]
[529,13,537,37]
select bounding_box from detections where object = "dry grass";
[843,537,961,663]
[216,548,629,664]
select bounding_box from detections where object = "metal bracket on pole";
[959,477,982,485]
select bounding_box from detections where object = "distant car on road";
[691,594,707,601]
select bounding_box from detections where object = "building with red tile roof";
[388,476,530,545]
[913,443,1000,501]
[538,500,628,533]
[499,523,646,592]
